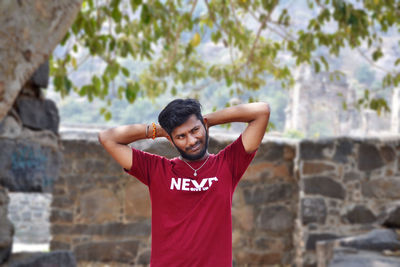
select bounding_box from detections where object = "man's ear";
[203,118,209,130]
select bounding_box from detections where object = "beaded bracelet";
[152,122,156,140]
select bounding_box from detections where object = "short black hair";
[158,98,204,136]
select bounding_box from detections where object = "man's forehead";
[172,115,202,135]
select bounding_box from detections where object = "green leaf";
[79,85,90,97]
[342,101,347,110]
[106,63,120,80]
[60,32,71,46]
[394,73,400,87]
[278,9,289,25]
[313,60,320,73]
[262,0,278,12]
[211,31,222,43]
[125,81,140,103]
[223,69,232,87]
[117,85,125,99]
[121,67,130,77]
[53,76,63,92]
[372,48,383,61]
[87,0,94,8]
[141,4,151,24]
[71,57,77,70]
[84,17,96,37]
[171,86,177,96]
[190,33,201,47]
[320,56,329,71]
[130,0,142,11]
[185,44,193,58]
[104,111,112,121]
[111,7,122,23]
[62,77,72,94]
[369,98,390,115]
[109,39,116,51]
[102,75,110,87]
[92,76,101,95]
[364,89,370,99]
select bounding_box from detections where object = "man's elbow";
[256,102,271,117]
[256,102,270,127]
[263,102,271,115]
[98,131,107,146]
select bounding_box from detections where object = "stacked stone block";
[51,139,154,266]
[297,137,400,266]
[0,137,61,193]
[317,229,400,266]
[232,140,298,266]
[7,193,52,244]
[0,186,14,264]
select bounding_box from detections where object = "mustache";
[185,141,201,152]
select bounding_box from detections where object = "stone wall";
[51,135,298,266]
[297,137,400,266]
[0,186,13,263]
[49,134,400,266]
[50,138,154,266]
[232,138,298,265]
[7,193,52,244]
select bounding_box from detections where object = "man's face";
[170,114,208,161]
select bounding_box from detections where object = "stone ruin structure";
[284,65,394,137]
[45,132,400,267]
[0,62,75,266]
[0,1,82,263]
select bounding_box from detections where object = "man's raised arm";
[98,124,167,170]
[204,102,270,153]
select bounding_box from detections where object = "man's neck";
[180,151,209,162]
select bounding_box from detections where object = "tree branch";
[246,12,270,65]
[268,20,295,41]
[169,0,198,64]
[356,47,392,74]
[204,0,240,85]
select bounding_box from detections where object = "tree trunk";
[0,0,83,121]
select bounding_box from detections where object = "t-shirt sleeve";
[124,147,162,186]
[222,134,257,188]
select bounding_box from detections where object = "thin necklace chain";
[180,155,210,177]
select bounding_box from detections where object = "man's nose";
[187,134,197,147]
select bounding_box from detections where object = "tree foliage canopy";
[51,0,400,119]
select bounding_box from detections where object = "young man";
[98,99,270,266]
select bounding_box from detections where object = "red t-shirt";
[125,135,256,267]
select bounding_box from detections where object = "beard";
[175,131,209,161]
